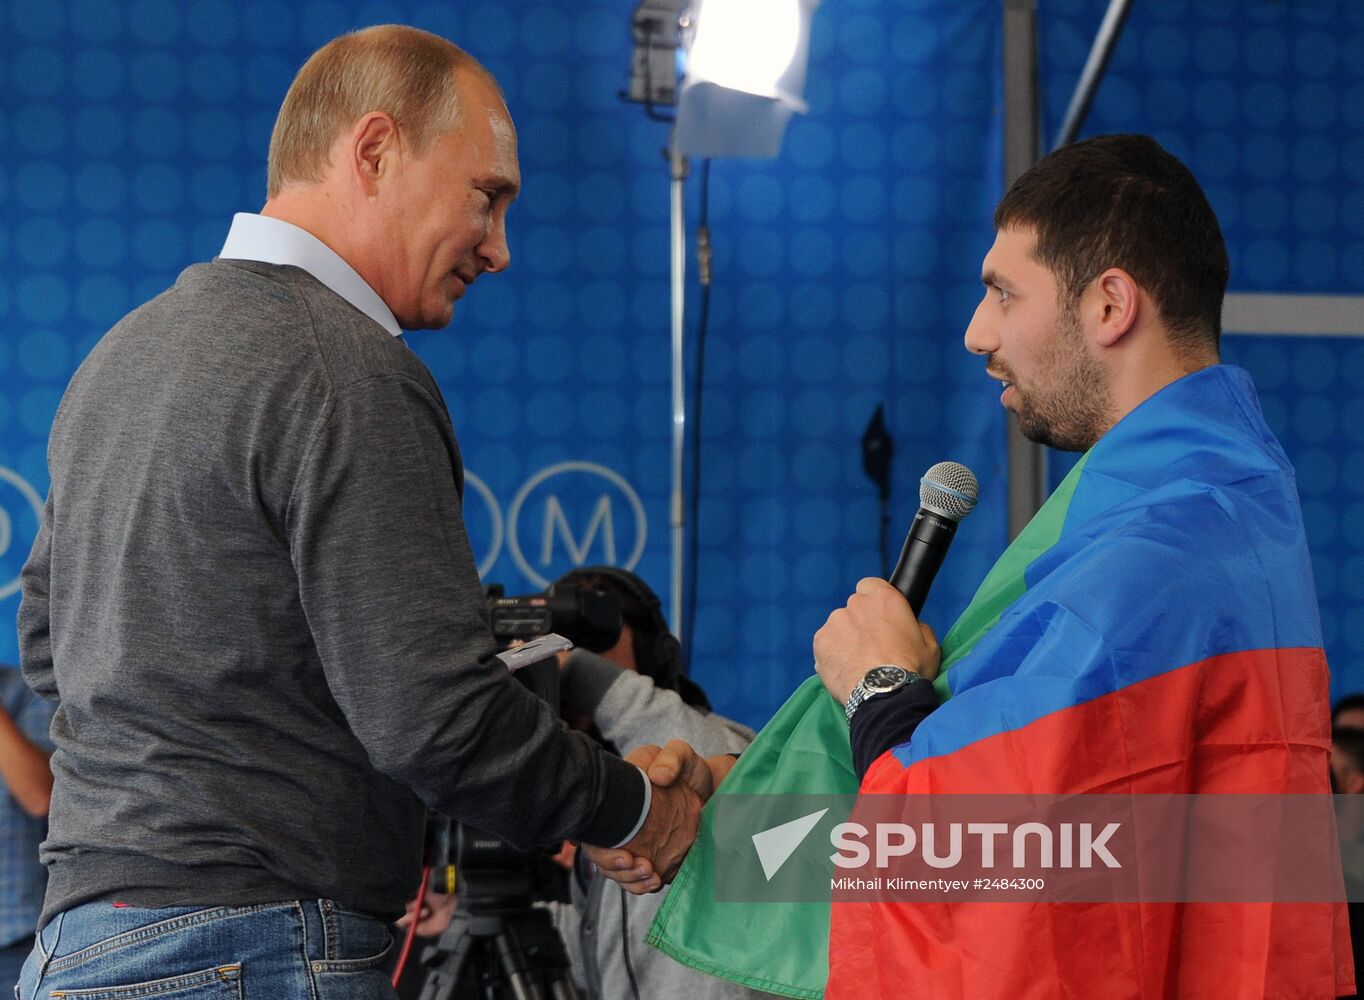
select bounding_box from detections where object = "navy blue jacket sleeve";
[848,678,940,780]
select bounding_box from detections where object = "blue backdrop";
[2,0,1361,730]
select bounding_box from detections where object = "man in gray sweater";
[16,26,702,1000]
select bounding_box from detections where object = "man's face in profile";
[1332,743,1364,795]
[382,69,521,331]
[963,226,1111,453]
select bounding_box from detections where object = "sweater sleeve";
[560,648,755,757]
[287,373,643,849]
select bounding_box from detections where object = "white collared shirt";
[219,213,403,338]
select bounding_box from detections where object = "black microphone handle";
[888,508,959,616]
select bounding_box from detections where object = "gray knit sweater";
[18,260,643,925]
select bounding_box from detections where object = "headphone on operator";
[550,565,710,711]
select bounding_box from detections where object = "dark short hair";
[563,569,664,643]
[1333,693,1364,725]
[1334,727,1364,777]
[552,566,712,711]
[994,134,1229,354]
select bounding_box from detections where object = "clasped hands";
[583,741,737,894]
[585,578,942,893]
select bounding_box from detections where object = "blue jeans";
[15,900,396,1000]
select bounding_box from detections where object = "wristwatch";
[844,664,918,722]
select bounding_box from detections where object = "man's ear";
[1087,267,1141,348]
[350,112,401,195]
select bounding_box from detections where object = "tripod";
[416,868,581,1000]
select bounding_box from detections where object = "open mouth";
[988,370,1015,404]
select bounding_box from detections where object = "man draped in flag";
[810,132,1352,999]
[638,134,1353,999]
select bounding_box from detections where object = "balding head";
[260,27,519,332]
[266,24,495,199]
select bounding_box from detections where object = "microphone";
[889,461,980,615]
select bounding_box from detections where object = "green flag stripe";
[932,452,1090,701]
[646,860,826,1000]
[647,454,1093,996]
[646,676,848,998]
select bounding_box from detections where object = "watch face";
[864,665,909,694]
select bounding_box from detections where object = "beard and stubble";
[994,298,1112,453]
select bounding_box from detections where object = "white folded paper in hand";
[495,632,574,672]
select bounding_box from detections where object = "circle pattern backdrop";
[0,0,1011,727]
[10,1,1362,722]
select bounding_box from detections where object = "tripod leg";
[418,905,578,1000]
[417,914,479,1000]
[491,909,580,1000]
[490,929,546,1000]
[548,978,581,1000]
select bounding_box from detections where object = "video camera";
[423,579,630,895]
[415,578,634,998]
[485,581,625,655]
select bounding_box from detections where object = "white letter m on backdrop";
[540,495,616,566]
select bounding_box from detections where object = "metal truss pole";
[1054,0,1135,151]
[1002,0,1048,538]
[668,149,688,630]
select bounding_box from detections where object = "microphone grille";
[920,461,980,522]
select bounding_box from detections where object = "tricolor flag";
[649,366,1352,999]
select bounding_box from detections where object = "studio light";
[674,0,818,158]
[624,0,819,632]
[686,0,807,104]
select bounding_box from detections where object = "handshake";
[584,740,737,894]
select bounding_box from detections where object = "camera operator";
[404,567,765,1000]
[552,567,761,1000]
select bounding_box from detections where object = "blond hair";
[266,25,483,198]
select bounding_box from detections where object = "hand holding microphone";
[814,462,979,704]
